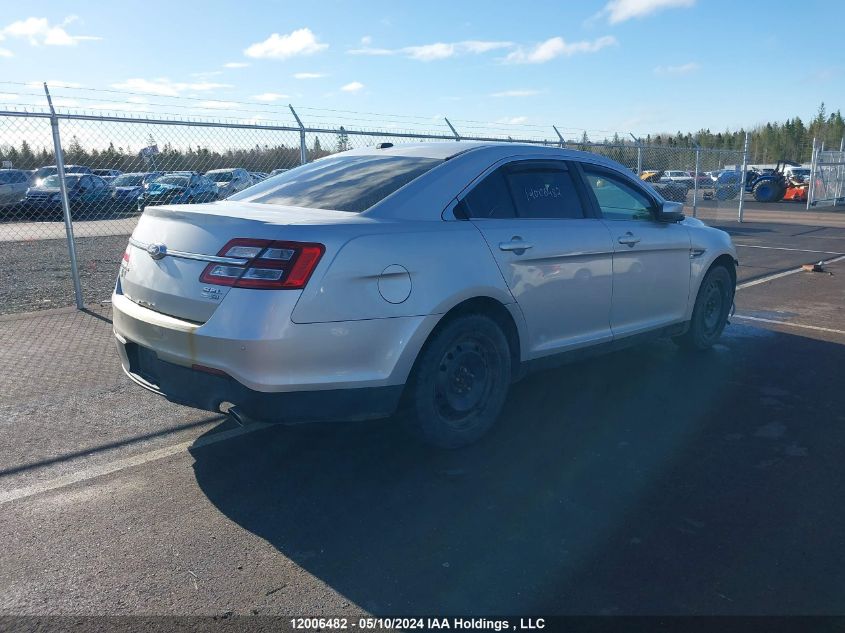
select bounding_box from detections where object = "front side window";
[230,155,442,213]
[582,167,655,221]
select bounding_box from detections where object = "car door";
[578,163,691,339]
[458,159,614,357]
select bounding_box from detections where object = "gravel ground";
[0,234,128,314]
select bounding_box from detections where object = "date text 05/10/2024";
[290,617,546,630]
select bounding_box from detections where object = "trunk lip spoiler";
[128,237,250,266]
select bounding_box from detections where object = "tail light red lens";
[199,238,324,290]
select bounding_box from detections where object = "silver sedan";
[113,142,737,448]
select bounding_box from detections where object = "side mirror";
[658,200,685,223]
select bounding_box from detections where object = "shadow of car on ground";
[191,327,845,615]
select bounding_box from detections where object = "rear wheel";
[403,313,511,449]
[674,265,734,350]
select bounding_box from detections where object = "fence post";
[692,146,701,218]
[807,137,818,210]
[289,105,307,165]
[737,132,750,223]
[553,126,565,148]
[444,118,460,141]
[835,136,845,208]
[629,134,643,176]
[43,83,84,310]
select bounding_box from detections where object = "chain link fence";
[808,141,845,208]
[1,104,749,316]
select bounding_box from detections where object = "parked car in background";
[270,168,290,176]
[250,171,270,182]
[784,166,811,184]
[114,142,737,449]
[111,172,163,209]
[205,168,253,199]
[661,170,695,187]
[690,171,713,189]
[24,173,113,218]
[641,170,689,201]
[93,169,123,182]
[0,169,33,209]
[713,170,742,200]
[138,173,218,210]
[32,165,92,187]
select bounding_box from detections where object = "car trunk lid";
[119,201,363,323]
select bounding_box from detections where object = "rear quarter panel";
[291,221,515,323]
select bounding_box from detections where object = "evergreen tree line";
[1,107,841,174]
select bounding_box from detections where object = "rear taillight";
[199,238,325,290]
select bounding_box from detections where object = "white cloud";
[490,89,540,97]
[0,16,100,46]
[504,36,616,64]
[341,81,364,93]
[600,0,695,24]
[111,78,232,97]
[223,62,250,69]
[0,48,12,57]
[253,92,289,102]
[244,28,328,60]
[403,42,456,61]
[349,39,514,61]
[348,46,394,56]
[653,61,699,75]
[293,72,325,79]
[497,116,529,124]
[360,35,372,46]
[461,40,513,54]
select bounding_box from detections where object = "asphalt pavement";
[1,215,844,617]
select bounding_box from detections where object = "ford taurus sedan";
[113,142,737,448]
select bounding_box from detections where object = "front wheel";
[403,313,512,449]
[674,265,735,350]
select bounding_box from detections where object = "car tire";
[752,179,784,203]
[674,265,734,351]
[403,313,512,449]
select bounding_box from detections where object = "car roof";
[340,141,629,169]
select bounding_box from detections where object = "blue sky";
[0,0,842,139]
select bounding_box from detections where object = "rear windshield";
[229,155,442,212]
[207,171,234,182]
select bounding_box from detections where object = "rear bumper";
[112,291,440,421]
[117,338,403,422]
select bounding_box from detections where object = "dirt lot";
[0,210,844,619]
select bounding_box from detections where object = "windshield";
[41,175,79,188]
[230,155,442,212]
[154,175,190,187]
[207,171,234,182]
[35,167,58,179]
[792,169,810,176]
[112,174,145,186]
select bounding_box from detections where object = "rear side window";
[505,167,584,219]
[462,169,517,219]
[230,155,442,213]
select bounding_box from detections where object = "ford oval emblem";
[146,243,167,260]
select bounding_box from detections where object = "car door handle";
[617,233,641,247]
[499,239,534,253]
